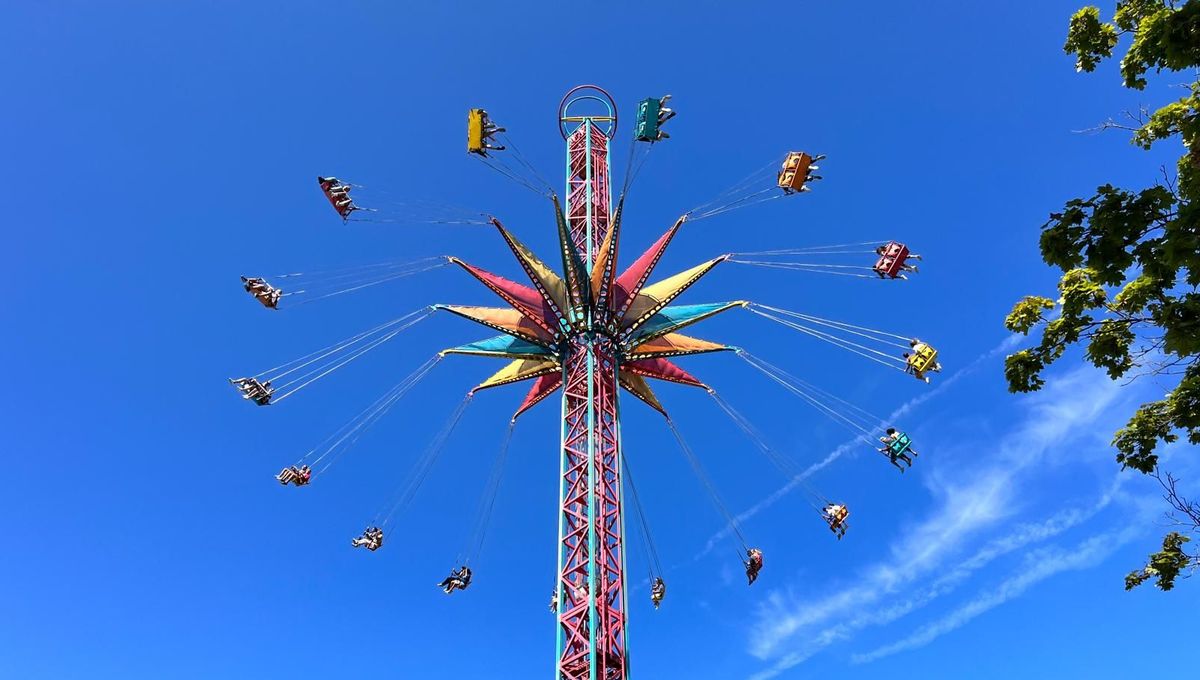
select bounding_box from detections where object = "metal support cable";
[755,304,914,343]
[738,351,884,428]
[730,260,877,271]
[692,187,779,220]
[302,355,443,474]
[287,261,449,306]
[272,309,433,401]
[282,261,443,292]
[622,453,663,577]
[499,133,555,194]
[730,242,884,256]
[272,256,446,281]
[686,158,778,216]
[736,353,881,446]
[255,308,429,381]
[462,420,516,566]
[731,261,879,279]
[749,308,908,371]
[707,389,830,510]
[378,394,473,528]
[666,418,748,553]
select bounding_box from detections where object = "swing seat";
[634,97,661,142]
[233,377,272,403]
[910,344,939,372]
[777,152,814,192]
[276,468,296,485]
[873,241,910,278]
[255,289,281,309]
[318,178,357,220]
[887,432,913,456]
[467,108,486,154]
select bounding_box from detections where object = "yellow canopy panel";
[628,333,728,360]
[617,371,666,415]
[497,225,570,312]
[622,257,726,331]
[475,357,560,391]
[591,223,617,300]
[442,305,555,346]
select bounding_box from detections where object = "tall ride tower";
[555,85,625,680]
[445,84,738,678]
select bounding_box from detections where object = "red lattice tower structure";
[556,85,625,680]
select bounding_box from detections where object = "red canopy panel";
[450,258,562,336]
[611,216,685,317]
[514,372,564,419]
[622,357,706,388]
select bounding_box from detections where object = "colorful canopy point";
[624,301,743,346]
[617,371,667,415]
[515,372,563,419]
[627,333,730,361]
[622,357,705,388]
[439,156,736,417]
[444,335,554,360]
[474,357,560,392]
[438,305,556,347]
[448,259,563,337]
[621,257,728,331]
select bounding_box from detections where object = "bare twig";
[1156,470,1200,530]
[1073,107,1150,135]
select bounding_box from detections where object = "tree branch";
[1156,470,1200,530]
[1073,107,1150,135]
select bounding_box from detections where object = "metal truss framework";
[556,118,626,680]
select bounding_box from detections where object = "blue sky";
[3,2,1197,679]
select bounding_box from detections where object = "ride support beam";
[556,109,626,680]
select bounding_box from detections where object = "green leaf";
[1065,7,1119,72]
[1126,533,1193,591]
[1156,293,1200,356]
[1112,274,1162,313]
[1086,319,1137,378]
[1059,268,1107,316]
[1114,0,1168,32]
[1005,296,1056,333]
[1121,3,1200,89]
[1004,349,1047,393]
[1112,398,1175,472]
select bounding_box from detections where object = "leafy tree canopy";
[1005,0,1200,590]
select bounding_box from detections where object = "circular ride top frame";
[555,85,627,680]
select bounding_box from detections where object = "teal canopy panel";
[446,335,553,359]
[627,302,741,344]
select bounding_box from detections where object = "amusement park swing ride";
[231,85,935,679]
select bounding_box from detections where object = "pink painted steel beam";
[557,111,626,680]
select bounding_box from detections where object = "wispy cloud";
[849,526,1141,664]
[745,485,1123,679]
[745,363,1136,679]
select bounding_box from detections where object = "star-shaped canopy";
[441,201,742,419]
